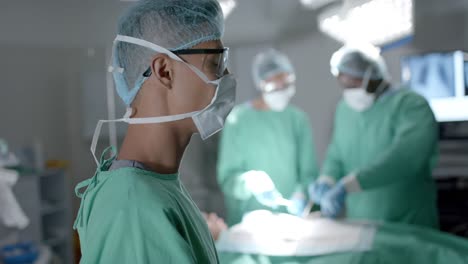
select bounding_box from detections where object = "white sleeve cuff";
[342,173,362,193]
[317,175,336,186]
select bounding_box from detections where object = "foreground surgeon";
[217,49,318,226]
[73,1,236,263]
[309,44,439,228]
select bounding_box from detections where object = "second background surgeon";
[217,49,319,226]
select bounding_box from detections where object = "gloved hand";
[320,182,347,218]
[243,170,282,209]
[308,181,333,204]
[287,192,307,216]
[255,190,283,209]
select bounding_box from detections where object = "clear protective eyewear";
[261,74,296,93]
[143,48,230,79]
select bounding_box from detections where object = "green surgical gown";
[322,87,439,228]
[217,104,318,226]
[74,152,219,263]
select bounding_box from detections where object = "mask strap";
[90,107,203,165]
[362,67,372,91]
[90,108,132,165]
[374,81,388,99]
[124,110,199,124]
[125,72,225,125]
[115,35,181,62]
[108,65,124,74]
[362,66,387,97]
[376,82,386,93]
[119,75,226,125]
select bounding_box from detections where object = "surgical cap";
[114,0,225,106]
[330,43,390,81]
[252,49,295,89]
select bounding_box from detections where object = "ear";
[151,54,173,89]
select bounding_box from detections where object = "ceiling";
[0,0,321,48]
[223,0,320,45]
[0,0,466,48]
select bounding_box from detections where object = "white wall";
[0,45,70,160]
[0,1,127,47]
[229,43,276,103]
[0,45,108,212]
[63,48,109,211]
[278,34,342,162]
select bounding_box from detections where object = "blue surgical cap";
[330,43,390,81]
[114,0,225,106]
[252,49,295,89]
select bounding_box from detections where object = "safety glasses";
[143,48,230,79]
[262,74,296,93]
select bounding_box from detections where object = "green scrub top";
[217,103,319,226]
[322,87,439,228]
[74,147,219,263]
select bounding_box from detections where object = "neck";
[252,97,270,110]
[118,123,192,174]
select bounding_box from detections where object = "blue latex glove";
[287,196,307,216]
[320,182,347,218]
[308,182,333,204]
[254,190,283,209]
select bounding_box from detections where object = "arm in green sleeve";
[295,112,319,196]
[320,108,345,182]
[357,94,438,190]
[321,139,344,183]
[216,115,251,200]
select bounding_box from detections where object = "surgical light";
[218,0,237,18]
[300,0,338,10]
[120,0,237,19]
[318,0,413,46]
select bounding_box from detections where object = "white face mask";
[343,88,375,112]
[342,67,375,112]
[342,71,388,113]
[91,35,237,165]
[262,86,296,112]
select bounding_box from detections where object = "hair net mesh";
[330,43,390,81]
[113,0,224,105]
[252,49,295,89]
